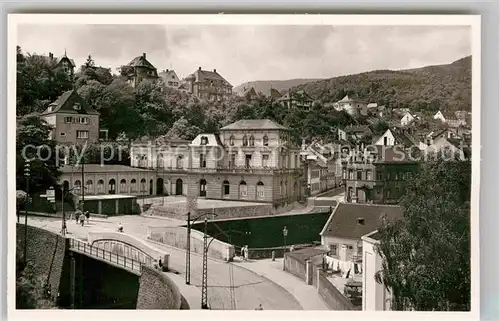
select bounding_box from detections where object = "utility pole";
[23,159,31,267]
[185,211,191,284]
[201,217,209,309]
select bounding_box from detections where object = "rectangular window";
[366,170,372,180]
[294,155,298,168]
[349,170,354,180]
[229,154,236,167]
[60,132,66,136]
[376,171,383,181]
[329,244,338,256]
[245,154,252,168]
[357,170,362,180]
[79,117,88,124]
[64,116,73,123]
[199,153,206,168]
[262,154,269,167]
[76,130,89,139]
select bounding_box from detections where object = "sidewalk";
[233,258,329,310]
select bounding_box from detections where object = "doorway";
[175,179,183,196]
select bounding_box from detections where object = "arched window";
[157,153,164,168]
[263,135,269,147]
[242,135,248,147]
[249,135,255,147]
[223,180,230,196]
[97,180,104,194]
[120,179,127,193]
[256,181,265,199]
[109,179,116,194]
[140,178,146,193]
[74,180,81,191]
[86,180,93,194]
[131,179,137,193]
[229,135,235,146]
[239,181,247,197]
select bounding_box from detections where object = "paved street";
[20,214,303,310]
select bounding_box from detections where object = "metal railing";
[69,238,143,274]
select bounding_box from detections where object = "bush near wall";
[190,211,330,248]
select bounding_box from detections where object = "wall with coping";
[88,231,170,270]
[136,265,182,309]
[16,224,68,303]
[147,226,235,261]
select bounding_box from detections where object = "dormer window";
[263,135,269,146]
[73,103,81,110]
[200,136,208,146]
[229,135,235,146]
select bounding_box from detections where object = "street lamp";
[185,211,218,285]
[282,226,288,271]
[61,185,81,236]
[200,218,245,310]
[23,159,31,267]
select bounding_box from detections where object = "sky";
[17,24,471,87]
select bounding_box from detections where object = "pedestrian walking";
[255,304,263,310]
[117,223,124,233]
[78,213,85,226]
[243,245,249,261]
[85,211,90,224]
[240,246,245,259]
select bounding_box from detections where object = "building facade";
[334,95,368,116]
[121,53,158,87]
[129,119,305,207]
[361,230,392,311]
[158,69,181,89]
[41,90,100,145]
[342,146,420,204]
[184,67,233,101]
[277,90,314,111]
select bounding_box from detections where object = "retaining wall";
[136,266,182,309]
[147,226,235,261]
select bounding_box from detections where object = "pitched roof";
[41,90,99,115]
[189,68,232,87]
[320,203,403,239]
[190,134,223,147]
[270,88,283,99]
[158,69,179,80]
[338,95,366,103]
[367,103,378,108]
[34,53,76,68]
[344,125,372,133]
[391,130,416,147]
[220,119,288,131]
[127,54,157,70]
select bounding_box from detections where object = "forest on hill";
[294,56,472,112]
[234,78,321,95]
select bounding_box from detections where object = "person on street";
[78,213,85,226]
[255,304,263,310]
[243,245,249,261]
[118,223,124,233]
[85,211,90,224]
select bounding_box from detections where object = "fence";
[69,238,143,274]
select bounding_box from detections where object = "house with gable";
[158,69,181,89]
[241,86,259,100]
[277,90,314,111]
[41,90,101,144]
[374,128,415,148]
[335,95,368,116]
[338,125,373,142]
[184,67,233,101]
[121,53,158,87]
[400,111,415,126]
[34,51,76,77]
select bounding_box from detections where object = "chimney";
[49,52,54,59]
[166,69,169,72]
[213,69,217,73]
[198,66,201,71]
[142,53,146,58]
[356,218,365,225]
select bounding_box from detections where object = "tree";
[16,115,62,194]
[165,116,202,140]
[16,190,28,222]
[375,157,471,311]
[16,52,74,116]
[83,54,95,68]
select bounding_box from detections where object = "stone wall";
[147,226,235,261]
[317,270,356,310]
[136,266,182,309]
[284,253,307,282]
[16,224,68,302]
[148,203,274,220]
